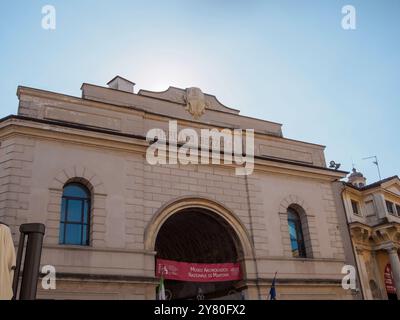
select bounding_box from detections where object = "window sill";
[58,243,91,249]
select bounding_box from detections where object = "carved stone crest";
[184,87,208,119]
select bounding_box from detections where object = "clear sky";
[0,0,399,183]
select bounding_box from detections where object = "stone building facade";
[336,170,400,300]
[0,76,358,299]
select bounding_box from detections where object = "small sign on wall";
[384,264,396,294]
[156,258,242,283]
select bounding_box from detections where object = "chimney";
[107,76,135,93]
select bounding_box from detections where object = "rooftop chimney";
[107,76,135,93]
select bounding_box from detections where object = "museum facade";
[0,76,359,299]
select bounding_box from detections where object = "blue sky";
[0,0,399,183]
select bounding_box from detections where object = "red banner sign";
[384,264,396,294]
[156,258,241,282]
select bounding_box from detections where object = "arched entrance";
[145,197,254,300]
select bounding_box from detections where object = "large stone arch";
[144,196,254,260]
[144,196,258,299]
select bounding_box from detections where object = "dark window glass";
[287,208,306,258]
[396,205,400,217]
[386,201,395,215]
[59,183,90,246]
[351,200,360,215]
[60,199,66,221]
[63,184,89,198]
[67,200,83,222]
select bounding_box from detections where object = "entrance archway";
[145,197,254,300]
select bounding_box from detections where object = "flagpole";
[268,271,278,300]
[158,265,167,301]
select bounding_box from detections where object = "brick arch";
[278,194,320,259]
[50,165,106,195]
[278,194,314,216]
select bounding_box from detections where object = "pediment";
[387,184,400,196]
[138,86,240,115]
[382,177,400,196]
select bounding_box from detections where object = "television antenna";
[362,155,382,180]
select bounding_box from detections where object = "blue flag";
[268,272,277,300]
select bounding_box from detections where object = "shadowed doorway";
[155,208,244,300]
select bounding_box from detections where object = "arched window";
[59,183,90,246]
[287,208,306,258]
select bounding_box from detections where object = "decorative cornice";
[0,116,346,180]
[350,222,400,249]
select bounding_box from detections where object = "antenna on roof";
[362,155,382,181]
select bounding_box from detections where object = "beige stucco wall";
[0,132,354,299]
[0,84,356,299]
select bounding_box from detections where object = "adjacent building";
[337,170,400,300]
[0,77,360,299]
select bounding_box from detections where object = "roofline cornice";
[16,85,328,149]
[0,115,345,180]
